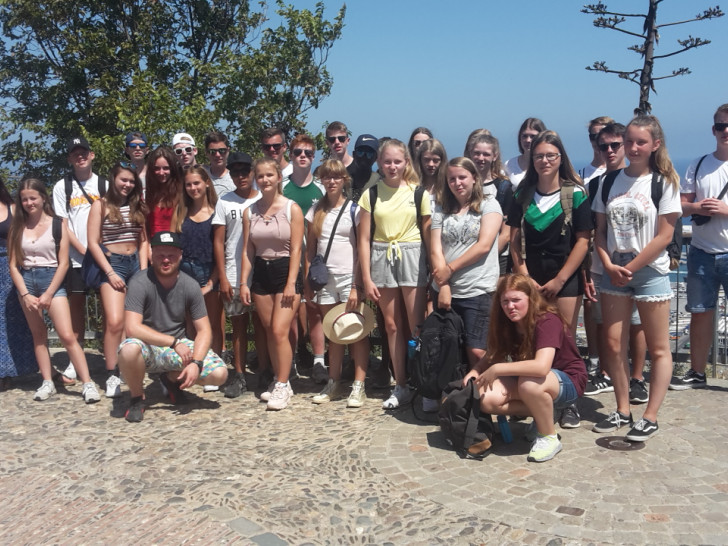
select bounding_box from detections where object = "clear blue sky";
[300,0,727,169]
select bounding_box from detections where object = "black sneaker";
[558,404,581,428]
[125,396,145,423]
[160,373,187,405]
[629,378,649,403]
[584,373,613,396]
[669,369,707,390]
[224,371,247,399]
[592,410,633,433]
[625,417,659,442]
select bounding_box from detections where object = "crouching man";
[119,231,228,422]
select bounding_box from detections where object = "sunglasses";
[119,161,137,170]
[230,167,251,177]
[127,143,147,149]
[598,142,623,152]
[207,147,228,155]
[261,143,284,151]
[174,146,194,155]
[354,149,376,160]
[326,135,347,144]
[714,122,728,132]
[292,148,314,158]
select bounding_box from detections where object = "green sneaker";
[312,379,344,404]
[527,434,562,463]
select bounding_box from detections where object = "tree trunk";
[638,0,659,114]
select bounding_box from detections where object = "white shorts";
[316,272,354,305]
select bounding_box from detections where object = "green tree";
[0,0,346,180]
[582,1,723,114]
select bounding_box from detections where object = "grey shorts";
[316,272,353,305]
[370,241,427,288]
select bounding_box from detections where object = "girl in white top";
[87,162,148,398]
[8,178,98,403]
[505,118,546,191]
[305,159,369,407]
[592,115,681,441]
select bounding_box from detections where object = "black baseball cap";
[150,231,182,248]
[66,136,91,154]
[227,151,253,168]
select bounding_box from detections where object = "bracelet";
[170,338,179,349]
[107,271,116,277]
[20,292,29,297]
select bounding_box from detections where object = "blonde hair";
[626,115,679,189]
[253,157,283,194]
[442,157,485,215]
[378,138,419,186]
[310,159,351,239]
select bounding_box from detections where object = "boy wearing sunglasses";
[124,132,149,183]
[325,121,353,168]
[172,132,198,169]
[671,103,728,391]
[203,130,235,197]
[260,127,292,178]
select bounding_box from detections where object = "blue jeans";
[20,266,67,298]
[181,258,213,287]
[103,252,140,285]
[686,246,728,313]
[552,369,578,410]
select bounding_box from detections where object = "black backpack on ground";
[438,378,494,460]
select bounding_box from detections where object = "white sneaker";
[105,375,122,398]
[259,379,276,402]
[267,382,292,410]
[62,362,77,380]
[347,380,366,408]
[203,385,219,392]
[382,384,413,410]
[34,380,56,401]
[82,382,101,404]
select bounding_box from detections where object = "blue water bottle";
[407,338,418,360]
[497,415,513,444]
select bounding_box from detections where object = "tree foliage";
[582,1,723,114]
[0,0,346,180]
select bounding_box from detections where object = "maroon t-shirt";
[534,312,587,397]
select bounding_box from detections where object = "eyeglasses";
[533,153,561,163]
[230,167,251,177]
[127,143,147,149]
[598,142,623,152]
[207,147,228,155]
[714,122,728,132]
[354,149,376,160]
[174,146,194,155]
[326,135,347,144]
[292,148,314,158]
[321,176,343,182]
[588,133,599,142]
[261,142,284,151]
[119,161,137,170]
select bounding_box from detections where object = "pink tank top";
[22,222,58,268]
[249,200,292,259]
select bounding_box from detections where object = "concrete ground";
[0,351,726,545]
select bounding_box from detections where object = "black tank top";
[0,205,11,246]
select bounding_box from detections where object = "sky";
[299,0,728,169]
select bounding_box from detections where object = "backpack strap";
[64,174,73,212]
[463,379,481,449]
[322,199,350,262]
[349,201,358,238]
[559,181,575,236]
[98,176,107,199]
[517,184,537,261]
[600,169,622,207]
[51,216,62,259]
[650,172,662,211]
[414,185,425,241]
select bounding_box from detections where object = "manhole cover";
[595,436,646,451]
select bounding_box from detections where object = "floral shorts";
[118,337,225,376]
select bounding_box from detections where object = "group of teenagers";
[1,105,726,463]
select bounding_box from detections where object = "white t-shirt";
[580,164,606,184]
[681,153,728,254]
[204,166,235,198]
[52,173,103,268]
[281,163,293,179]
[304,201,360,275]
[212,191,262,286]
[505,156,525,191]
[592,171,682,275]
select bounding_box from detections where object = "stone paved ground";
[0,352,726,545]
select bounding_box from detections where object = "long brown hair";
[441,157,485,215]
[486,274,564,365]
[171,166,218,232]
[8,178,56,267]
[145,146,184,209]
[104,163,147,226]
[626,115,679,189]
[311,159,351,239]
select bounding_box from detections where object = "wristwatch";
[192,359,204,372]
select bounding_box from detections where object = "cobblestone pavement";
[0,352,726,545]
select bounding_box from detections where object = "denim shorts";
[103,252,140,285]
[181,258,213,287]
[117,337,225,376]
[552,369,578,410]
[591,273,641,325]
[435,292,492,350]
[686,246,728,313]
[21,266,67,298]
[600,254,673,302]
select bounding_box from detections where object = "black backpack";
[600,169,682,270]
[64,173,107,211]
[408,308,467,401]
[438,378,494,460]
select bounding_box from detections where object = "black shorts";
[66,266,89,294]
[527,256,583,298]
[251,256,303,296]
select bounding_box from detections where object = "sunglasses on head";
[119,161,137,170]
[598,142,623,152]
[207,147,228,155]
[127,142,147,149]
[174,146,194,155]
[261,143,283,151]
[326,135,347,143]
[292,148,314,158]
[714,122,728,132]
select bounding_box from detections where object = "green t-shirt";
[282,178,324,216]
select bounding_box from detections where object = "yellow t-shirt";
[359,181,431,243]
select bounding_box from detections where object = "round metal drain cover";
[595,436,646,451]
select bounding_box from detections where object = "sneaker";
[312,379,344,404]
[559,404,580,428]
[527,434,562,462]
[62,362,77,381]
[224,372,247,399]
[669,369,707,390]
[203,385,219,392]
[347,380,366,408]
[82,382,101,404]
[311,361,329,384]
[267,382,292,410]
[629,378,649,403]
[159,373,187,405]
[259,379,276,402]
[422,396,439,413]
[105,374,122,398]
[382,384,413,410]
[625,417,659,442]
[33,380,56,401]
[584,373,614,396]
[592,410,633,433]
[125,396,145,423]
